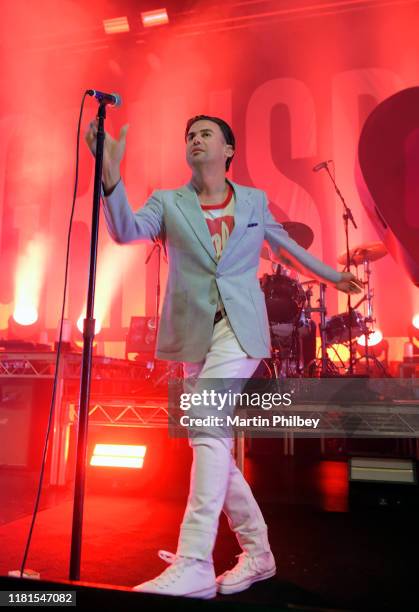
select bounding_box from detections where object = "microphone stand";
[323,163,358,376]
[69,101,107,580]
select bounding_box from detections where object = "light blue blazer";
[102,179,341,362]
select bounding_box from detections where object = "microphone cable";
[19,91,89,577]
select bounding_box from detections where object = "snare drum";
[325,311,365,344]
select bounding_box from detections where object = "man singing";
[85,114,361,598]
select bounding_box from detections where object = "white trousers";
[176,317,271,560]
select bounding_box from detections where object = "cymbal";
[260,222,314,261]
[282,222,314,250]
[338,241,388,266]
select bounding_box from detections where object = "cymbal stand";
[305,282,337,376]
[351,257,373,373]
[352,258,389,376]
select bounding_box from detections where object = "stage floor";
[1,446,418,611]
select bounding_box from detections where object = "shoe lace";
[150,550,190,588]
[158,550,177,564]
[226,553,258,577]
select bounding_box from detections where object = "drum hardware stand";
[350,257,372,374]
[305,282,338,376]
[270,348,286,380]
[271,309,306,379]
[270,339,296,379]
[351,257,390,377]
[262,263,306,379]
[318,162,358,375]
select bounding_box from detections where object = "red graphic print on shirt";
[200,184,235,259]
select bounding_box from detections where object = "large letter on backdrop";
[246,78,326,261]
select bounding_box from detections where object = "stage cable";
[19,91,89,577]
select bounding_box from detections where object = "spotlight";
[13,304,38,326]
[355,328,388,369]
[326,343,350,363]
[141,8,169,28]
[103,17,130,34]
[90,444,147,469]
[14,235,49,330]
[7,315,41,342]
[408,320,419,350]
[357,329,383,347]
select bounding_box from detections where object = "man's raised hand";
[84,120,129,192]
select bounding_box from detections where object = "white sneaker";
[133,550,217,599]
[216,551,276,595]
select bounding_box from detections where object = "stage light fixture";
[77,244,135,342]
[357,329,383,347]
[103,17,130,34]
[141,8,169,28]
[14,234,49,331]
[13,304,38,326]
[407,320,419,351]
[356,334,388,362]
[90,444,147,469]
[326,343,350,363]
[126,316,158,359]
[7,314,41,342]
[412,313,419,330]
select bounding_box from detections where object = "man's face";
[186,119,233,171]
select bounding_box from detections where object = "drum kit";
[259,223,388,378]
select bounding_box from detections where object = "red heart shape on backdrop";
[356,87,419,287]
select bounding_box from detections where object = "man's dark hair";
[185,115,235,171]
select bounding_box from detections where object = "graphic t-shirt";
[200,184,235,260]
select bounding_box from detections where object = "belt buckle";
[214,310,223,325]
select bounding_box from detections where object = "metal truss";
[0,351,146,380]
[68,399,169,428]
[0,352,56,377]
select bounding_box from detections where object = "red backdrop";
[0,0,418,350]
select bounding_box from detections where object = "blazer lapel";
[218,181,254,265]
[175,185,217,263]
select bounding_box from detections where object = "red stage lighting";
[103,17,130,34]
[90,444,147,469]
[141,8,169,28]
[326,343,350,363]
[13,304,38,326]
[357,329,383,347]
[14,235,49,331]
[408,321,419,352]
[7,315,41,342]
[356,329,388,364]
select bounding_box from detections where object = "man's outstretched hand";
[335,271,363,294]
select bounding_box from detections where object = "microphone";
[86,89,122,107]
[312,160,332,172]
